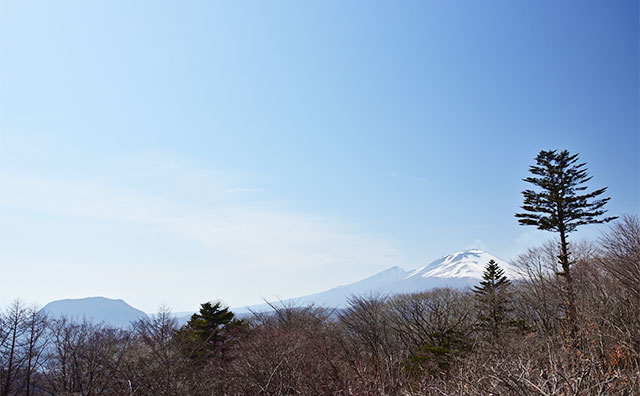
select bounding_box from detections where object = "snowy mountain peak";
[406,249,520,280]
[240,249,522,312]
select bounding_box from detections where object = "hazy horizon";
[1,1,638,313]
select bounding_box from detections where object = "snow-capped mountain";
[405,249,520,280]
[239,249,519,312]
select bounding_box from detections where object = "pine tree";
[515,149,616,340]
[179,301,243,360]
[186,301,236,343]
[473,260,512,341]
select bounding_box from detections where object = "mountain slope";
[41,297,147,327]
[238,249,519,312]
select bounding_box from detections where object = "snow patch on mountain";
[406,249,521,280]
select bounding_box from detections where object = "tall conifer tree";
[515,149,616,340]
[473,260,512,341]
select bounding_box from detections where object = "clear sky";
[1,1,638,313]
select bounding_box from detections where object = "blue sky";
[1,1,638,313]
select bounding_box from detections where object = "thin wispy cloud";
[0,163,406,311]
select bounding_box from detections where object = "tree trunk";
[559,229,578,344]
[2,320,17,396]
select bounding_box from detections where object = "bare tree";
[0,300,27,396]
[511,242,565,336]
[598,214,640,299]
[21,306,48,396]
[125,306,189,396]
[388,288,475,381]
[337,294,406,394]
[226,303,344,396]
[43,318,132,396]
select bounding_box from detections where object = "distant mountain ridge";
[239,249,519,312]
[41,297,147,327]
[40,249,519,324]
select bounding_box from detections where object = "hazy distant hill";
[41,297,147,327]
[238,249,519,312]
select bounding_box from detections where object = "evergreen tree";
[473,260,512,341]
[179,301,243,360]
[186,301,235,343]
[515,149,616,340]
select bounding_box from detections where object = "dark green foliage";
[473,260,511,296]
[473,260,513,342]
[515,149,617,233]
[179,301,244,360]
[406,330,471,377]
[186,301,236,343]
